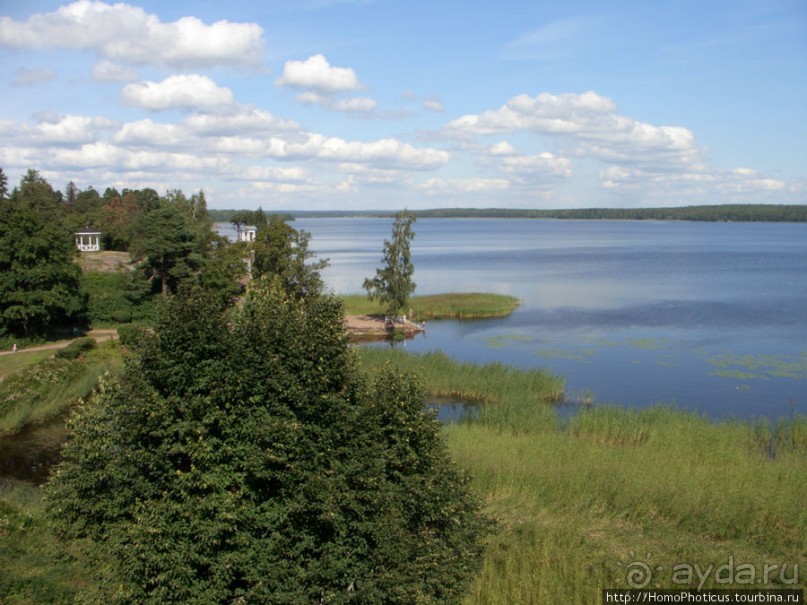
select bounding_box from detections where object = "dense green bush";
[48,283,490,603]
[116,324,143,348]
[80,271,134,325]
[54,337,97,360]
[110,309,132,323]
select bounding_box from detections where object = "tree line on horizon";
[209,204,807,223]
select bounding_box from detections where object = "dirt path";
[0,329,118,357]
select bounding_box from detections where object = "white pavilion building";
[75,230,101,252]
[238,226,257,243]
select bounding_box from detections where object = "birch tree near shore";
[363,209,417,318]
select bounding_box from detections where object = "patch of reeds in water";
[341,292,519,319]
[409,293,520,319]
[358,348,564,432]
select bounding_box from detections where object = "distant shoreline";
[210,204,807,223]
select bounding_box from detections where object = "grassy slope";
[0,350,54,382]
[0,482,93,604]
[0,343,124,604]
[0,342,123,437]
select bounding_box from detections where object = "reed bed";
[358,349,807,603]
[341,292,519,319]
[358,348,564,431]
[409,293,520,319]
[448,413,806,603]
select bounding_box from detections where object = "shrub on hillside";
[55,337,97,360]
[116,324,145,349]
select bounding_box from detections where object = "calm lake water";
[224,218,807,421]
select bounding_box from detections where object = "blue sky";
[1,0,804,210]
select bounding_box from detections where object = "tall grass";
[451,407,806,603]
[409,293,520,319]
[358,349,807,603]
[0,481,91,604]
[358,348,564,432]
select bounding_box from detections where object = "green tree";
[130,203,204,298]
[49,283,490,603]
[64,185,103,234]
[64,180,78,207]
[198,233,248,305]
[15,169,63,220]
[0,167,8,200]
[0,175,86,336]
[363,210,417,317]
[252,214,328,298]
[230,209,254,240]
[100,190,141,250]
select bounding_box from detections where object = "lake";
[222,218,807,420]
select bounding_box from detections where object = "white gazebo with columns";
[238,225,257,243]
[75,230,101,252]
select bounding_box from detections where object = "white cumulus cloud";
[122,75,235,111]
[182,108,300,136]
[0,1,264,68]
[489,141,518,156]
[276,54,361,93]
[334,97,378,114]
[444,90,707,182]
[419,177,511,195]
[503,152,572,177]
[423,98,444,113]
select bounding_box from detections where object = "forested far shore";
[209,204,807,223]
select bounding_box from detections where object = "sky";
[0,0,805,211]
